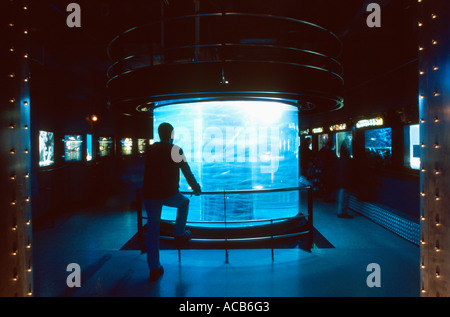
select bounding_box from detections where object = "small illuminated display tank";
[64,135,83,162]
[121,138,133,155]
[364,127,392,167]
[39,131,55,167]
[98,137,113,157]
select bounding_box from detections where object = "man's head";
[158,122,174,143]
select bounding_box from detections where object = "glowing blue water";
[153,100,299,225]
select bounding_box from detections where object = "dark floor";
[33,193,420,297]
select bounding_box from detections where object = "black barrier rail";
[136,186,313,262]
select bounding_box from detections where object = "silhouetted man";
[299,137,312,185]
[143,122,201,282]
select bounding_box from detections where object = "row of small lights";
[417,0,443,295]
[8,2,99,296]
[8,1,33,296]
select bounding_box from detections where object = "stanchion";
[271,219,274,261]
[307,186,314,250]
[224,190,229,264]
[136,189,145,254]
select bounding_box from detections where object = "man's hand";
[191,185,201,197]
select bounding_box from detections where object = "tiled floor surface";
[33,194,420,297]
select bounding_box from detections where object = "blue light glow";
[153,100,300,225]
[86,134,93,161]
[364,127,392,167]
[409,124,420,170]
[39,131,54,167]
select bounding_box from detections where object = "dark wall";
[375,172,419,220]
[30,56,151,227]
[298,0,420,220]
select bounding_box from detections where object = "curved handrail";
[170,186,310,227]
[106,59,344,89]
[161,231,310,243]
[106,43,343,79]
[180,185,307,196]
[141,186,309,226]
[109,90,344,112]
[107,12,343,116]
[135,186,314,254]
[107,12,342,60]
[162,214,307,225]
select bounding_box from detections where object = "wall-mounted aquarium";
[318,133,330,150]
[64,135,83,162]
[98,137,113,157]
[153,100,300,225]
[39,130,55,167]
[364,127,392,167]
[138,139,147,154]
[121,138,133,155]
[335,131,352,158]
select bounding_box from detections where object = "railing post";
[224,190,229,264]
[136,188,144,254]
[307,186,314,250]
[137,189,142,232]
[307,186,313,227]
[271,219,274,262]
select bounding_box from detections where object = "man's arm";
[180,160,201,194]
[173,146,201,194]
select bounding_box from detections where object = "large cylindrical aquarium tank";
[107,7,342,236]
[153,100,299,227]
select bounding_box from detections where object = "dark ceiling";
[29,0,418,128]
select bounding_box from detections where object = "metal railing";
[108,12,342,60]
[136,186,313,262]
[106,12,343,89]
[106,44,343,86]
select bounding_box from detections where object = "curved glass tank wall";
[153,100,299,227]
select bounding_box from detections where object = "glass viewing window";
[64,135,83,162]
[153,100,300,226]
[39,130,55,167]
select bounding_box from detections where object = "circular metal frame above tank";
[106,12,344,115]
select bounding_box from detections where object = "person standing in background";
[299,137,313,185]
[336,138,353,218]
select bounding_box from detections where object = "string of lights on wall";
[417,0,446,297]
[6,0,33,297]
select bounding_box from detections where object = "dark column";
[418,0,450,297]
[1,1,34,296]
